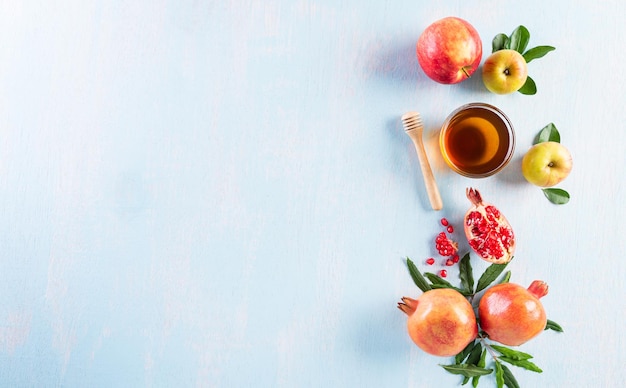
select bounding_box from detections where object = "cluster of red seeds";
[425,218,460,278]
[466,205,514,260]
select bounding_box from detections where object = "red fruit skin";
[417,17,482,84]
[478,281,548,346]
[399,289,478,356]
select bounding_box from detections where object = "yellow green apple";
[521,142,572,187]
[482,49,528,94]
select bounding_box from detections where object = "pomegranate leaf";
[475,262,510,293]
[439,364,493,377]
[542,188,570,204]
[499,270,511,284]
[501,364,520,388]
[508,25,530,54]
[406,257,431,292]
[460,342,482,386]
[471,349,487,388]
[523,45,555,63]
[459,253,474,293]
[495,361,505,388]
[455,340,477,364]
[424,272,471,296]
[534,123,560,144]
[465,342,483,366]
[545,319,564,332]
[517,75,537,95]
[498,357,543,373]
[492,33,509,52]
[491,345,533,361]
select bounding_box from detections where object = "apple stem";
[461,66,471,78]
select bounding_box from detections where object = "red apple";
[417,17,482,84]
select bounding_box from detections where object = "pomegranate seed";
[447,225,454,233]
[452,254,460,263]
[426,258,435,265]
[434,232,458,258]
[440,270,448,278]
[464,189,515,263]
[440,218,449,226]
[445,259,454,266]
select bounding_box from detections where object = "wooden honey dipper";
[401,112,443,211]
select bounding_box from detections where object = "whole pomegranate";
[478,280,548,346]
[398,289,477,356]
[464,188,515,263]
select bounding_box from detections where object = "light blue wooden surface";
[0,1,624,387]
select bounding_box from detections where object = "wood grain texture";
[0,1,624,387]
[402,112,443,210]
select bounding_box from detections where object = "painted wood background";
[0,1,624,387]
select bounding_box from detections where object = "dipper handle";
[401,112,443,211]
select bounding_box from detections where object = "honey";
[439,103,515,178]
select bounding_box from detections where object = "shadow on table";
[496,154,527,185]
[364,36,490,97]
[364,37,427,89]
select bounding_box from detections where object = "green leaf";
[492,33,509,52]
[440,364,493,377]
[459,253,474,294]
[423,272,454,287]
[523,45,555,63]
[462,376,470,386]
[501,364,520,388]
[518,75,537,95]
[499,357,543,373]
[475,262,510,293]
[406,257,431,292]
[495,361,505,388]
[499,270,511,284]
[429,283,473,295]
[479,348,487,367]
[424,272,471,295]
[543,188,570,205]
[545,319,564,332]
[455,340,477,364]
[509,25,530,53]
[466,342,483,366]
[533,123,560,144]
[491,345,533,361]
[472,349,488,388]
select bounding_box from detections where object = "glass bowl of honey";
[439,103,515,178]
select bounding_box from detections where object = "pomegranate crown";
[466,187,483,206]
[528,280,549,299]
